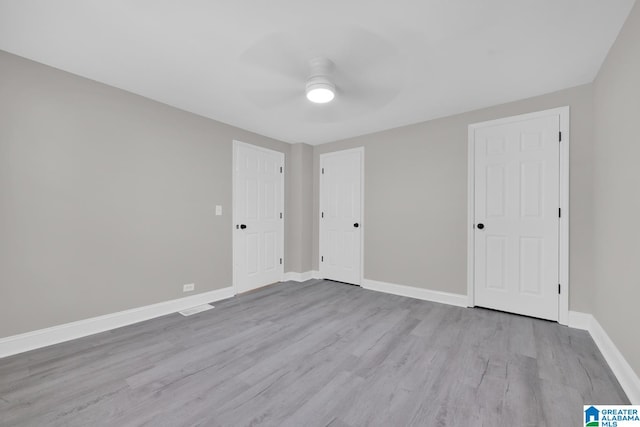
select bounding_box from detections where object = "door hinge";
[558,284,561,294]
[321,256,324,262]
[280,212,283,219]
[280,166,283,173]
[280,258,283,265]
[559,208,561,218]
[322,167,324,174]
[321,211,324,218]
[559,131,562,142]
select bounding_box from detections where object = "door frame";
[319,147,365,286]
[466,107,570,325]
[232,140,285,295]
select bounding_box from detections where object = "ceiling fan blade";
[243,87,301,110]
[333,69,403,108]
[238,32,308,82]
[313,26,401,75]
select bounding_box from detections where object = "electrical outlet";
[183,283,195,292]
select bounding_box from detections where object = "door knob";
[240,224,247,229]
[477,223,484,230]
[354,223,359,228]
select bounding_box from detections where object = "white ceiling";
[0,1,635,145]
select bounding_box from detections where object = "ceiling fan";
[237,26,407,123]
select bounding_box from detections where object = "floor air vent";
[179,304,214,316]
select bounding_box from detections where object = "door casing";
[467,107,570,325]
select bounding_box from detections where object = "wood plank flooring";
[0,280,629,426]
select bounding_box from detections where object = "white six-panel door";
[233,141,284,294]
[320,148,363,285]
[473,114,561,321]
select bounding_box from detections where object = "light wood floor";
[0,280,629,426]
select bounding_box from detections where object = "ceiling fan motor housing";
[306,76,336,93]
[306,57,336,103]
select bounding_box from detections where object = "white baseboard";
[568,311,640,404]
[282,271,321,282]
[567,310,593,331]
[0,286,235,359]
[589,315,640,404]
[361,279,468,308]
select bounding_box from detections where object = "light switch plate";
[215,205,222,216]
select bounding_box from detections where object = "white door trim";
[232,140,285,294]
[319,147,365,286]
[467,107,570,325]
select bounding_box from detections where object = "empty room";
[1,1,639,426]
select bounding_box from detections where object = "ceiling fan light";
[306,87,335,103]
[306,79,335,103]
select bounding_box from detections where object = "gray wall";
[593,1,640,378]
[286,143,314,273]
[0,51,296,338]
[313,84,595,313]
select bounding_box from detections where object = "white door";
[320,148,363,285]
[473,114,560,320]
[233,141,284,293]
